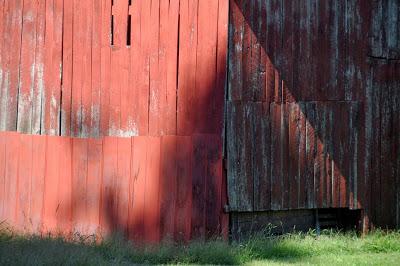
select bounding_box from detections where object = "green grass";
[1,226,399,265]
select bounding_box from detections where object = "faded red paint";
[0,131,227,242]
[0,0,228,243]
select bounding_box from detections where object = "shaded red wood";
[128,136,147,241]
[100,137,118,234]
[144,137,161,243]
[159,136,177,241]
[174,136,192,243]
[116,137,131,234]
[177,0,198,135]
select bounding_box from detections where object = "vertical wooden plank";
[30,135,46,233]
[255,0,267,102]
[226,102,239,211]
[57,137,72,236]
[128,136,147,242]
[159,136,177,241]
[226,102,253,212]
[395,65,400,228]
[281,102,289,209]
[17,0,39,134]
[205,135,223,238]
[100,137,118,235]
[340,103,350,208]
[87,138,102,235]
[165,0,180,135]
[314,103,326,208]
[100,0,112,136]
[61,0,73,136]
[128,137,147,242]
[0,0,5,93]
[253,102,270,211]
[0,0,11,131]
[243,103,255,211]
[305,102,316,208]
[268,0,283,103]
[349,101,360,210]
[148,0,161,136]
[298,102,307,209]
[150,0,179,136]
[177,0,198,135]
[369,64,382,226]
[144,137,161,243]
[191,135,206,240]
[281,0,294,102]
[325,104,333,207]
[332,103,342,208]
[270,103,282,210]
[314,0,329,101]
[117,0,131,137]
[116,137,131,234]
[127,0,145,136]
[308,0,318,101]
[3,133,20,226]
[288,103,299,209]
[43,136,60,233]
[380,65,396,226]
[90,0,102,137]
[72,138,88,234]
[228,0,244,101]
[80,0,93,137]
[4,0,23,131]
[174,136,192,243]
[136,0,151,135]
[15,134,32,232]
[0,132,6,221]
[217,0,229,132]
[0,0,7,131]
[127,0,140,137]
[109,0,128,136]
[71,0,83,136]
[196,0,221,134]
[31,0,46,134]
[241,0,256,101]
[43,0,63,136]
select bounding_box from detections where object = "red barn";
[0,0,398,242]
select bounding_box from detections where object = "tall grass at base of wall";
[1,222,400,265]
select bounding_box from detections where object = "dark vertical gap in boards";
[128,0,132,46]
[111,0,114,46]
[111,15,114,46]
[127,15,131,46]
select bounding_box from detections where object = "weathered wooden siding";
[0,0,229,242]
[227,0,400,229]
[0,0,227,138]
[0,131,227,242]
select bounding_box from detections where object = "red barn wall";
[227,0,400,230]
[0,0,228,242]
